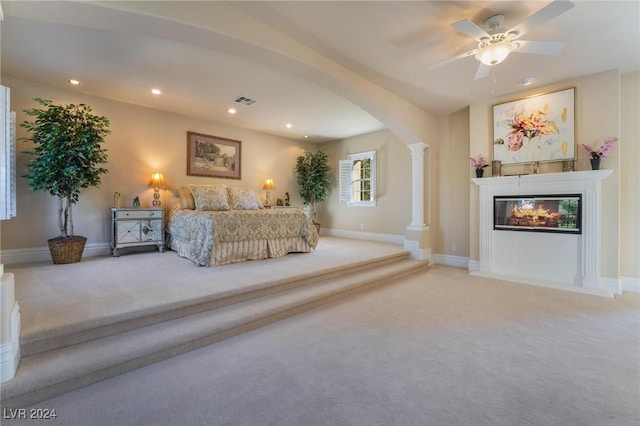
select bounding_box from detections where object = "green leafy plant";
[294,150,330,223]
[21,98,110,238]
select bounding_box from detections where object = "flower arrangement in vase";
[582,137,618,170]
[469,155,489,178]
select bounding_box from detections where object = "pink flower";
[506,131,524,151]
[582,137,618,160]
[507,105,559,142]
[469,155,488,169]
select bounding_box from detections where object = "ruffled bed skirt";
[169,236,315,266]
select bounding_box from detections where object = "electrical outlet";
[451,244,457,253]
[360,224,365,230]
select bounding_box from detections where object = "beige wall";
[0,76,313,249]
[319,129,412,236]
[436,107,470,257]
[620,71,640,278]
[467,69,638,280]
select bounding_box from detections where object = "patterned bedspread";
[168,208,318,266]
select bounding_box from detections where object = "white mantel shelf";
[472,169,612,187]
[470,169,615,297]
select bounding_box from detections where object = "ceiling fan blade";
[515,40,567,55]
[452,19,491,41]
[426,49,477,70]
[474,63,491,80]
[507,0,574,38]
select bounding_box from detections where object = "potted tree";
[21,98,110,264]
[294,150,330,233]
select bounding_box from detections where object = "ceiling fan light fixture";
[476,41,514,66]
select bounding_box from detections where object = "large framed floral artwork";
[493,87,575,165]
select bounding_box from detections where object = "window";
[339,150,376,207]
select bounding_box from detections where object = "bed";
[167,184,318,266]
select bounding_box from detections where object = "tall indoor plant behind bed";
[295,150,330,232]
[21,98,110,264]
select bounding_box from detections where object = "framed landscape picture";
[493,87,575,165]
[187,131,241,179]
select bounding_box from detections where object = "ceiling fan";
[427,0,574,80]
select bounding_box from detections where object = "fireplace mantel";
[472,169,612,187]
[471,169,614,297]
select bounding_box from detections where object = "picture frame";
[493,87,575,165]
[187,131,241,179]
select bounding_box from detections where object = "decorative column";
[406,142,428,230]
[1,264,21,383]
[582,178,604,289]
[404,142,431,262]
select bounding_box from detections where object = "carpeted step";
[21,251,411,357]
[2,257,428,409]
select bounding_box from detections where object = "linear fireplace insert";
[493,194,582,234]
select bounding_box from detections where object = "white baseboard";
[601,277,623,295]
[622,276,640,294]
[0,242,111,265]
[433,254,470,269]
[468,260,480,272]
[402,240,431,262]
[321,228,404,245]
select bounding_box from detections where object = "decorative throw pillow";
[178,187,196,210]
[252,189,265,209]
[227,186,260,210]
[189,184,230,211]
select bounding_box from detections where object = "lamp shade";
[149,172,165,188]
[263,178,276,190]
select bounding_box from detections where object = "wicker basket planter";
[47,236,87,264]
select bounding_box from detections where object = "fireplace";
[471,170,615,297]
[494,194,581,234]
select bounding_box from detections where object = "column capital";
[406,142,428,154]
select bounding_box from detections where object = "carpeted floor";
[7,237,406,340]
[6,261,639,426]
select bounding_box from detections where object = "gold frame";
[493,87,575,165]
[186,131,241,179]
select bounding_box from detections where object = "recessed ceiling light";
[286,123,292,129]
[151,88,162,95]
[304,135,309,139]
[67,79,82,86]
[520,77,536,86]
[228,108,237,114]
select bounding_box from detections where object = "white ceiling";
[1,1,638,143]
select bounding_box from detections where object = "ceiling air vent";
[234,96,256,106]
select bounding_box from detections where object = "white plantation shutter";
[369,154,376,203]
[1,85,16,220]
[339,160,352,202]
[339,151,376,206]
